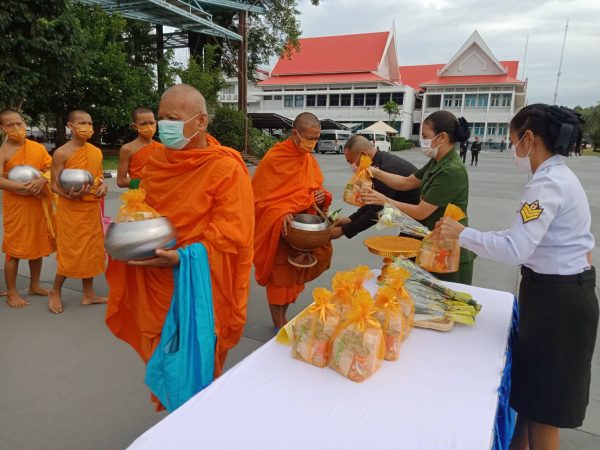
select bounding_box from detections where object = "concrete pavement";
[1,149,599,449]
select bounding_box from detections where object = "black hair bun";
[547,106,582,156]
[455,117,471,142]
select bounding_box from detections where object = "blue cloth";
[145,243,216,412]
[492,297,519,450]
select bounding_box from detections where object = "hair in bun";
[423,110,470,143]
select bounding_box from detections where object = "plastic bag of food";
[417,204,465,273]
[343,154,373,206]
[373,286,405,361]
[115,189,162,223]
[378,266,414,341]
[331,266,374,316]
[292,288,342,367]
[329,291,385,382]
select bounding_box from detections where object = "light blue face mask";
[158,113,200,150]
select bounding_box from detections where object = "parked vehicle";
[358,130,391,152]
[317,130,351,154]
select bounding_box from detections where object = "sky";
[293,0,600,108]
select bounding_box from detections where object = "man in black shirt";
[470,136,482,166]
[331,135,420,239]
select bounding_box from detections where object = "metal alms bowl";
[59,168,94,191]
[104,217,177,261]
[7,165,42,182]
[290,213,329,231]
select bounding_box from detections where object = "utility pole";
[156,24,165,94]
[553,19,569,105]
[521,35,529,80]
[237,10,249,154]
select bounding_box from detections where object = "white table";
[130,281,514,450]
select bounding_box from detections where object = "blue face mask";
[158,113,200,150]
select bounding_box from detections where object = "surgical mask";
[293,130,317,153]
[349,153,361,173]
[136,123,156,139]
[71,124,94,141]
[158,113,200,150]
[420,133,441,159]
[511,134,533,174]
[2,126,26,142]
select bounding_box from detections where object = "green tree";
[575,102,600,150]
[383,100,400,127]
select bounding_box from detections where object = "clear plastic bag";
[343,154,373,206]
[115,189,162,223]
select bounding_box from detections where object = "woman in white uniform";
[436,104,597,450]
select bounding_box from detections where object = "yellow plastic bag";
[331,266,374,316]
[379,267,415,342]
[292,288,342,367]
[115,189,162,223]
[343,154,373,206]
[373,287,405,361]
[417,204,465,273]
[329,290,385,382]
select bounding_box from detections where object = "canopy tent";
[362,121,398,135]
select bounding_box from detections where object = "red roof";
[259,72,389,86]
[399,61,522,90]
[271,32,389,76]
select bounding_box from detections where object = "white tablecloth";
[130,281,514,450]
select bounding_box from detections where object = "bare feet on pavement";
[6,292,30,308]
[28,286,50,296]
[81,295,108,306]
[48,292,64,314]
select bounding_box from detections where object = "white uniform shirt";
[460,155,594,275]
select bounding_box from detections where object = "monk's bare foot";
[6,292,30,308]
[81,295,108,306]
[48,292,64,314]
[28,286,50,296]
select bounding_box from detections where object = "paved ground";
[1,149,599,449]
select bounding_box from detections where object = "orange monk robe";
[55,143,105,278]
[2,139,55,259]
[128,141,162,180]
[252,138,333,306]
[105,135,254,379]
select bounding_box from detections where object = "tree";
[383,100,400,126]
[575,102,600,151]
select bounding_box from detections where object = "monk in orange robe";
[253,112,333,329]
[116,106,162,189]
[0,109,55,308]
[49,110,108,314]
[105,84,254,410]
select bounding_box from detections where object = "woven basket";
[284,227,331,251]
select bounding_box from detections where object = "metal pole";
[237,10,249,154]
[553,19,569,105]
[521,35,529,80]
[156,24,165,94]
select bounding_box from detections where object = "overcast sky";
[294,0,600,107]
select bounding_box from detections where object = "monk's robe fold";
[252,138,333,306]
[56,143,105,278]
[128,141,162,180]
[2,139,55,259]
[105,135,254,382]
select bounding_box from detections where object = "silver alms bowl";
[291,213,329,231]
[59,168,94,191]
[7,165,42,182]
[104,217,177,261]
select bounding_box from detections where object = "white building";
[220,30,526,146]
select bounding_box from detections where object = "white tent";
[362,121,398,135]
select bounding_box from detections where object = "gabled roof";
[271,32,390,76]
[398,64,444,90]
[440,30,506,76]
[259,72,390,86]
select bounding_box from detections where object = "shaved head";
[161,84,207,115]
[68,109,91,123]
[0,108,22,126]
[132,106,154,122]
[293,112,320,133]
[344,135,374,154]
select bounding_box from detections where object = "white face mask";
[511,134,533,174]
[420,133,441,159]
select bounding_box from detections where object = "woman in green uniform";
[361,110,473,284]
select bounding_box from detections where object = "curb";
[103,170,117,178]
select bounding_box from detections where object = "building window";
[330,94,340,107]
[443,95,454,107]
[341,94,351,106]
[306,95,316,107]
[284,95,293,107]
[426,95,441,108]
[465,94,477,107]
[294,95,304,107]
[317,94,327,107]
[353,93,365,106]
[498,123,508,136]
[490,94,501,107]
[412,123,421,135]
[487,123,498,135]
[392,92,404,105]
[379,93,391,105]
[477,94,488,108]
[473,122,485,135]
[274,95,282,100]
[453,95,462,107]
[501,94,512,107]
[365,93,377,106]
[263,95,273,101]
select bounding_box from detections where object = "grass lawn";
[103,155,119,171]
[583,148,600,157]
